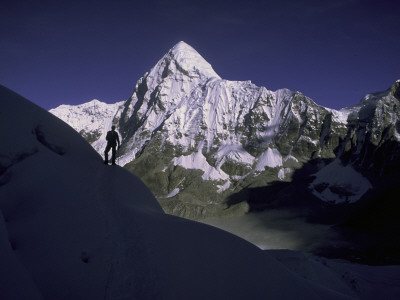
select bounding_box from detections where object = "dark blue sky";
[1,0,399,110]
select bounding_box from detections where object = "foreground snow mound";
[268,250,400,300]
[0,85,355,299]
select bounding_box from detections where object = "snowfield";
[1,85,400,299]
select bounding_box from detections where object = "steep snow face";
[122,41,220,131]
[255,148,283,170]
[149,41,220,81]
[114,42,221,164]
[1,85,360,300]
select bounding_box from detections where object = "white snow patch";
[168,41,220,79]
[298,135,318,145]
[214,144,255,165]
[231,173,252,181]
[284,155,298,163]
[165,188,180,198]
[255,148,283,171]
[173,150,229,181]
[309,160,373,204]
[278,168,292,180]
[326,108,351,124]
[217,180,231,193]
[394,130,400,142]
[162,177,186,198]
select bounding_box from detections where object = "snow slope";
[1,85,361,299]
[309,159,373,204]
[269,250,400,300]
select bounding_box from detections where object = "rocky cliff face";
[339,80,400,174]
[50,42,400,219]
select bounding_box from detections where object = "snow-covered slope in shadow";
[0,85,357,299]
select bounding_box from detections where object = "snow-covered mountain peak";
[358,80,400,107]
[170,41,220,78]
[147,41,220,83]
[170,40,196,53]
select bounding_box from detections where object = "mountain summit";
[143,41,220,96]
[157,41,221,79]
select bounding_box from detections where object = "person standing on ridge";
[104,125,120,165]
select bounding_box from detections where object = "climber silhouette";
[104,125,120,165]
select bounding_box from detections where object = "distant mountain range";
[50,40,400,215]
